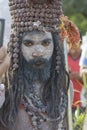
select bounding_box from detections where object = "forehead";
[22,31,52,41]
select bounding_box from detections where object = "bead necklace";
[20,84,67,130]
[20,96,62,130]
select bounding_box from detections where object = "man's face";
[68,42,81,55]
[21,31,54,68]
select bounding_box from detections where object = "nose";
[32,47,44,58]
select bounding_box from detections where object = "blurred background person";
[60,16,83,109]
[60,16,86,130]
[67,34,83,109]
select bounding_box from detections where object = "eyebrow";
[22,39,34,43]
[22,38,52,44]
[42,38,52,43]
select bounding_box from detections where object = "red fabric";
[68,54,83,108]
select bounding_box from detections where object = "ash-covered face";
[21,31,54,68]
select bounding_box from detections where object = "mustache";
[22,56,52,81]
[28,58,49,66]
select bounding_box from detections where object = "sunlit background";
[0,0,11,45]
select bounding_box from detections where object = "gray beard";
[22,56,52,107]
[22,57,52,82]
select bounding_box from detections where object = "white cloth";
[79,45,87,67]
[80,87,87,107]
[0,84,5,108]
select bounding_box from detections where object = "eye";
[23,42,33,47]
[42,42,50,46]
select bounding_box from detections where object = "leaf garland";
[60,15,81,45]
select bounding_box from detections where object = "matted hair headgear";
[8,0,63,70]
[9,0,62,33]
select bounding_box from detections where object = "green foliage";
[72,72,87,130]
[72,107,86,130]
[62,0,87,15]
[62,0,87,35]
[69,13,87,35]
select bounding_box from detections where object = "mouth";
[33,61,45,68]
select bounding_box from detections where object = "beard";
[22,56,52,82]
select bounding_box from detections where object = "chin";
[70,50,76,54]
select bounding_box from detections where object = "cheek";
[21,45,33,61]
[43,44,54,59]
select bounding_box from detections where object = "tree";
[62,0,87,35]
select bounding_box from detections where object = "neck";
[24,80,47,110]
[69,50,81,60]
[25,80,43,96]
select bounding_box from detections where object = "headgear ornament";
[60,16,81,46]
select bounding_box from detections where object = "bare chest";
[14,109,61,130]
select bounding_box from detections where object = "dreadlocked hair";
[42,33,69,119]
[1,32,69,128]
